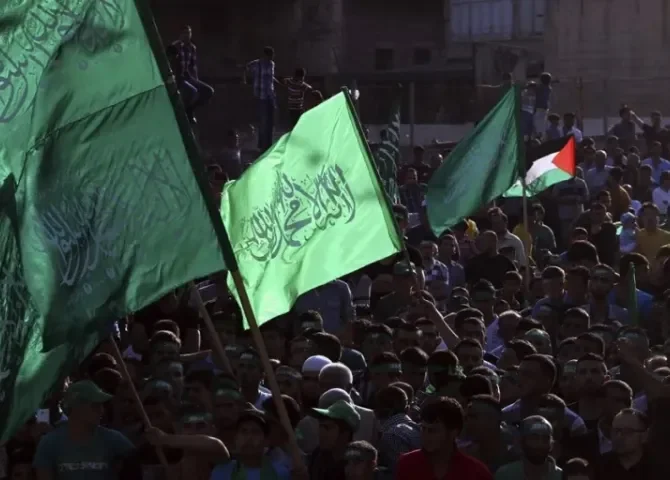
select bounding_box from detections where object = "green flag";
[221,92,402,326]
[0,174,103,442]
[374,97,401,202]
[0,0,224,351]
[627,263,639,325]
[426,86,523,236]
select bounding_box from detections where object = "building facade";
[544,0,670,118]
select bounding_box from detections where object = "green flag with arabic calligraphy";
[221,92,403,327]
[0,174,104,442]
[0,0,224,352]
[374,96,401,202]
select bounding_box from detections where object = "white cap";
[302,355,332,374]
[319,388,352,408]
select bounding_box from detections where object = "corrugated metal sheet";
[450,0,545,41]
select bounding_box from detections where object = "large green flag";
[0,174,103,442]
[374,97,401,202]
[0,0,224,351]
[426,86,523,236]
[221,92,403,326]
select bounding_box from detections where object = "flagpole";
[340,88,421,289]
[514,84,531,291]
[188,281,234,376]
[521,178,531,291]
[133,0,305,471]
[109,336,169,468]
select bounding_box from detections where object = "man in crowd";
[171,25,214,123]
[9,55,670,480]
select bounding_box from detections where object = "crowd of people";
[4,23,670,480]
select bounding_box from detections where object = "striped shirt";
[378,413,422,473]
[173,40,197,79]
[285,79,312,110]
[247,59,276,100]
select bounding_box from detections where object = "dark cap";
[236,408,269,434]
[393,260,417,276]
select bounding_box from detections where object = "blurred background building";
[152,0,670,149]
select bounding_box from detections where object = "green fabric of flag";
[220,92,402,327]
[374,98,401,202]
[426,86,523,236]
[0,174,103,442]
[627,263,638,325]
[0,0,224,351]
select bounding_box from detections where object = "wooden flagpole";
[188,281,234,377]
[108,336,170,468]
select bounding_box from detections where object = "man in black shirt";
[595,408,650,480]
[465,230,517,288]
[631,110,670,158]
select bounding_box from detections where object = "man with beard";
[494,415,562,479]
[569,354,608,430]
[301,355,332,410]
[211,376,245,448]
[236,348,272,409]
[308,400,361,480]
[503,354,587,436]
[571,379,633,465]
[465,231,517,289]
[581,264,629,325]
[462,395,519,474]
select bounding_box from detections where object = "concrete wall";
[544,0,670,116]
[342,0,447,72]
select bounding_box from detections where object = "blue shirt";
[33,425,134,480]
[607,288,654,320]
[210,459,290,480]
[535,84,552,109]
[546,125,562,140]
[446,261,466,288]
[641,157,670,184]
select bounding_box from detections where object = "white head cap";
[319,388,353,408]
[302,355,332,374]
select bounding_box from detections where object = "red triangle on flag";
[551,136,576,176]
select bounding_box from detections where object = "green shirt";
[494,459,562,480]
[34,425,135,480]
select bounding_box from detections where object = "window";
[374,48,394,71]
[413,48,432,66]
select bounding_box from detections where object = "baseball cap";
[311,399,361,431]
[393,260,416,276]
[236,407,269,433]
[63,380,113,409]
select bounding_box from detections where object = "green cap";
[393,260,416,276]
[311,400,361,431]
[63,380,113,408]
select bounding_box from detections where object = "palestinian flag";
[503,136,576,197]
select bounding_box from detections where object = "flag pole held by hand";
[108,335,170,468]
[229,271,305,470]
[188,281,234,376]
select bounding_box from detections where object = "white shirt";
[641,157,670,184]
[564,126,583,143]
[486,317,504,352]
[498,231,528,266]
[652,186,670,215]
